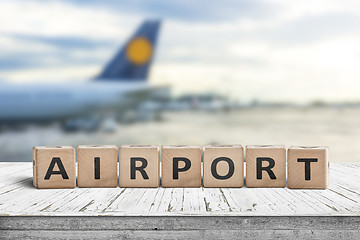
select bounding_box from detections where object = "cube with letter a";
[287,146,328,189]
[161,145,201,187]
[246,145,286,188]
[77,145,118,188]
[33,146,76,189]
[119,145,160,188]
[203,145,244,188]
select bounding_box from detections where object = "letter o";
[211,157,235,180]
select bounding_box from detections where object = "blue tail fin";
[95,20,161,81]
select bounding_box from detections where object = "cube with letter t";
[119,145,160,187]
[77,145,118,188]
[161,145,201,187]
[33,146,76,189]
[246,145,286,188]
[287,146,328,189]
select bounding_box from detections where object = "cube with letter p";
[161,145,201,187]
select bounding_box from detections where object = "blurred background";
[0,0,360,162]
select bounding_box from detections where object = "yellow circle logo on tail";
[126,37,153,65]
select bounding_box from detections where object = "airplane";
[0,20,168,131]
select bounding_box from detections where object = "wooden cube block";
[246,145,286,188]
[203,145,244,188]
[288,146,328,189]
[119,145,160,188]
[161,145,201,188]
[33,146,75,189]
[77,145,118,188]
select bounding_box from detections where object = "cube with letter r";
[246,145,286,188]
[119,145,160,188]
[161,145,201,188]
[33,146,75,189]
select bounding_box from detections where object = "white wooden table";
[0,162,359,239]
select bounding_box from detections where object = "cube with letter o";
[203,145,244,188]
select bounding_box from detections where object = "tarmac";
[0,107,358,162]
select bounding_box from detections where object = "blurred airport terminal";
[1,1,360,162]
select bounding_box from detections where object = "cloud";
[1,0,360,102]
[0,1,139,39]
[0,35,56,55]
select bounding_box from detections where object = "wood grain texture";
[119,145,160,188]
[1,216,360,239]
[203,145,244,188]
[32,146,75,189]
[288,146,328,189]
[77,145,118,188]
[246,145,286,188]
[1,162,359,216]
[2,216,360,230]
[161,146,201,188]
[1,229,359,240]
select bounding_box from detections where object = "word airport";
[33,145,328,189]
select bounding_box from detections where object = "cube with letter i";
[33,146,76,189]
[77,145,118,188]
[246,145,286,188]
[203,145,244,188]
[119,145,160,188]
[161,145,201,187]
[287,146,328,189]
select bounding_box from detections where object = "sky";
[0,0,360,103]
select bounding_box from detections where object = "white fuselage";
[0,81,149,122]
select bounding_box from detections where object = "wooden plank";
[202,188,232,212]
[1,216,360,230]
[1,229,360,240]
[154,188,183,212]
[0,163,359,216]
